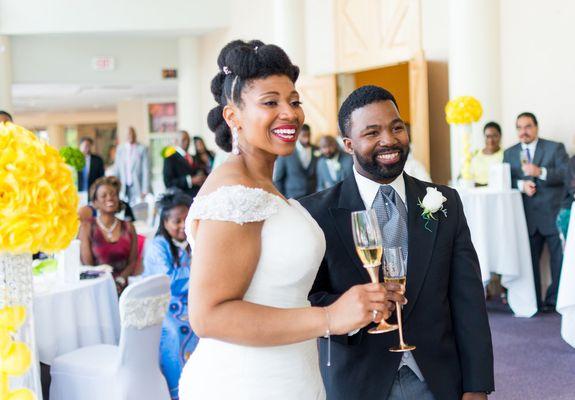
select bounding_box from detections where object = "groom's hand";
[462,392,487,400]
[381,282,406,319]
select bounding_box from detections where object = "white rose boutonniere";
[418,187,447,232]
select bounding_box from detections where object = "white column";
[177,37,202,140]
[448,0,501,182]
[0,36,13,114]
[273,0,306,70]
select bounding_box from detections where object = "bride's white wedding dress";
[179,185,327,399]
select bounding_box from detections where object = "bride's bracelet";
[322,307,331,367]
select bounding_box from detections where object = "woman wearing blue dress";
[143,191,198,400]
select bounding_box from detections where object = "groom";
[300,86,494,400]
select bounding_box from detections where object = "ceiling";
[12,82,178,113]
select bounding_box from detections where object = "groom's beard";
[355,145,409,181]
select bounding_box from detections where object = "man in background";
[274,124,318,199]
[163,130,206,199]
[0,110,13,123]
[403,123,432,182]
[316,135,353,191]
[115,127,150,204]
[78,137,105,193]
[503,112,569,312]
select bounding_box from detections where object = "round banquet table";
[33,272,121,364]
[457,188,538,317]
[557,202,575,347]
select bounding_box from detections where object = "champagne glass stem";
[395,302,406,346]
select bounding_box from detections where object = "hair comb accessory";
[223,66,232,75]
[254,46,259,53]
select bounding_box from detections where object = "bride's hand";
[325,283,406,335]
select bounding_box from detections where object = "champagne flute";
[383,247,416,352]
[519,150,531,177]
[520,150,529,167]
[351,210,398,334]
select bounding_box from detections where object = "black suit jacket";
[273,146,318,199]
[77,154,105,192]
[163,152,202,198]
[503,138,569,235]
[300,174,494,400]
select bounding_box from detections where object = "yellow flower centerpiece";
[444,96,483,183]
[0,306,34,400]
[0,122,80,398]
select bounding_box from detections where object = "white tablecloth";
[557,202,575,347]
[458,188,538,317]
[33,273,121,364]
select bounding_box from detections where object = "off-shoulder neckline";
[194,184,292,206]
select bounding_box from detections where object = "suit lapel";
[532,139,545,167]
[329,175,371,282]
[403,174,439,321]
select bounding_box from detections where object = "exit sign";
[92,56,115,71]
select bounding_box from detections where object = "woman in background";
[79,176,138,293]
[143,191,197,400]
[470,121,504,186]
[192,136,215,174]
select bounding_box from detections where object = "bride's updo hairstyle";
[207,39,300,152]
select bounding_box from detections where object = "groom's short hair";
[338,85,398,137]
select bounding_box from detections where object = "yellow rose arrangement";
[444,96,483,182]
[0,122,79,254]
[0,306,35,400]
[445,96,483,125]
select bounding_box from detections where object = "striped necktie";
[371,185,408,261]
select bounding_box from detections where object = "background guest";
[403,123,432,182]
[105,144,117,176]
[143,191,198,400]
[470,121,504,186]
[316,134,353,191]
[0,110,13,123]
[558,155,575,241]
[192,136,215,174]
[115,127,150,204]
[79,176,138,294]
[273,123,318,198]
[163,130,206,199]
[77,137,105,193]
[503,112,569,312]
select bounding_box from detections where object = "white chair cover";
[50,275,171,400]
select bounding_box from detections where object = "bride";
[178,40,403,399]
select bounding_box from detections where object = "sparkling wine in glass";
[383,247,416,352]
[351,210,398,334]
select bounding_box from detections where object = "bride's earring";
[232,126,240,155]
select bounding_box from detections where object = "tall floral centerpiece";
[0,122,79,399]
[445,96,483,185]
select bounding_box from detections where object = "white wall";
[500,0,575,154]
[0,0,229,35]
[196,0,277,149]
[421,0,449,62]
[11,36,178,84]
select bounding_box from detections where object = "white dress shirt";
[175,146,193,188]
[352,167,425,382]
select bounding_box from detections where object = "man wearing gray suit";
[273,124,318,199]
[503,112,569,312]
[316,135,354,191]
[115,127,150,204]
